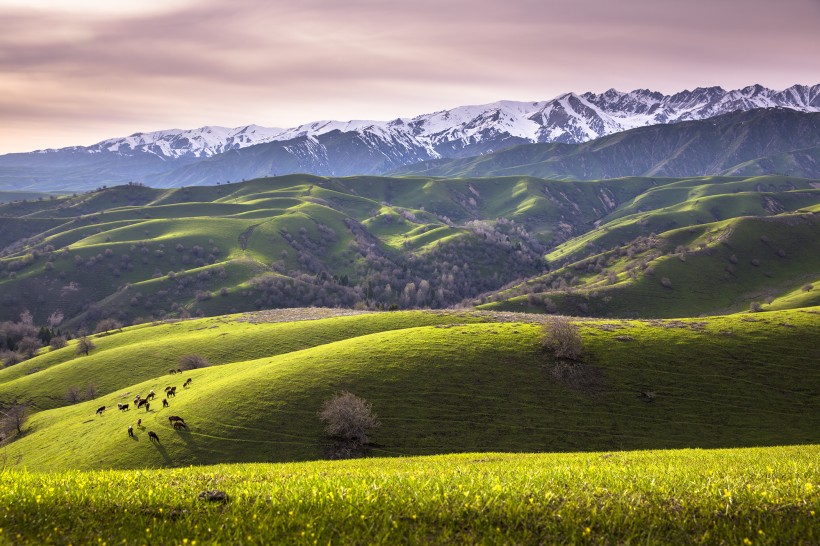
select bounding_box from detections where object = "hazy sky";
[1,0,818,153]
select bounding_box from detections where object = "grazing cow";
[128,425,134,437]
[164,386,172,393]
[169,369,177,375]
[96,406,105,416]
[177,368,182,374]
[137,399,148,409]
[173,421,188,430]
[134,395,141,405]
[183,378,192,388]
[168,415,185,426]
[162,398,169,408]
[144,402,150,412]
[137,418,142,428]
[146,390,156,401]
[167,386,177,397]
[118,403,129,411]
[148,431,160,443]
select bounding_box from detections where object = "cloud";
[0,0,817,153]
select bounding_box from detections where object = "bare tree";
[50,336,68,350]
[94,319,123,334]
[541,316,584,361]
[1,403,29,437]
[76,336,96,356]
[66,386,82,404]
[319,391,380,453]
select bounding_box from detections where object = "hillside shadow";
[150,437,172,464]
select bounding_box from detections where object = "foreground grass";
[0,445,817,545]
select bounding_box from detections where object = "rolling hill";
[0,173,818,329]
[1,307,817,471]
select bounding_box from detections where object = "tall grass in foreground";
[0,445,817,545]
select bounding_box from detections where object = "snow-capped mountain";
[48,83,820,158]
[2,84,818,190]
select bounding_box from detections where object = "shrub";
[540,316,583,361]
[0,350,24,367]
[16,336,42,358]
[49,336,67,350]
[661,277,673,289]
[750,301,762,313]
[179,354,209,370]
[802,284,813,292]
[319,391,380,450]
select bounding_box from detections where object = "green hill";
[481,211,820,318]
[1,174,818,330]
[3,307,817,471]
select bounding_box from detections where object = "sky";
[0,0,818,154]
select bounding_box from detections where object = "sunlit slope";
[6,308,818,471]
[0,310,482,410]
[1,446,817,545]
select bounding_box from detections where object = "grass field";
[2,307,817,471]
[0,445,817,545]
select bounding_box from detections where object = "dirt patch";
[235,308,373,324]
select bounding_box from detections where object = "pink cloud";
[0,0,817,153]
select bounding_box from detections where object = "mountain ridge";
[1,84,818,191]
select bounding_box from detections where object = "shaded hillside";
[481,211,820,318]
[393,109,820,179]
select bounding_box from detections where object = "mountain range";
[1,84,818,191]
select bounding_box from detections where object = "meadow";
[0,445,817,545]
[2,307,817,471]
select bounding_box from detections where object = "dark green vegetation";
[1,173,818,330]
[1,308,817,471]
[394,109,820,180]
[0,446,817,545]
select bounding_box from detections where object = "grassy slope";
[3,307,818,471]
[2,175,818,324]
[0,311,484,410]
[1,445,817,545]
[484,211,820,318]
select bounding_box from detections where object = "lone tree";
[319,391,380,456]
[1,403,29,438]
[76,336,96,356]
[541,316,584,361]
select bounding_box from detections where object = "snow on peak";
[57,83,820,161]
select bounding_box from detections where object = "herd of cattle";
[95,375,194,444]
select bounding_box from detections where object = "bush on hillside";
[16,336,42,358]
[179,354,209,370]
[0,350,24,367]
[540,316,584,361]
[319,391,380,458]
